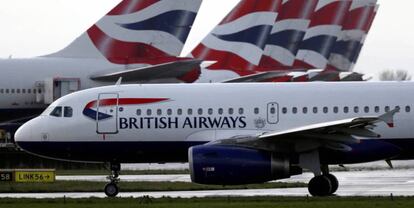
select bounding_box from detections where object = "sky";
[0,0,413,77]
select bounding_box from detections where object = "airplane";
[15,81,411,197]
[0,0,203,134]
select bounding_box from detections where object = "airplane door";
[96,93,119,134]
[267,102,279,124]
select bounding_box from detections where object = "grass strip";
[0,196,414,208]
[0,181,305,193]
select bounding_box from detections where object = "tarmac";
[1,169,414,198]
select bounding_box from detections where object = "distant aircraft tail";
[258,0,318,69]
[46,0,202,65]
[326,0,378,71]
[191,0,282,81]
[293,0,352,69]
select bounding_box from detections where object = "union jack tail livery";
[47,0,202,65]
[191,0,282,82]
[327,0,378,72]
[258,0,318,69]
[293,0,352,69]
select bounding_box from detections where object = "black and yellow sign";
[14,170,55,183]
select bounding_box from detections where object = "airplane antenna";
[115,77,123,86]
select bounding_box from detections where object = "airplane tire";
[104,182,119,197]
[325,174,338,194]
[308,175,332,197]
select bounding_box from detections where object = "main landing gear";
[308,172,339,196]
[105,163,121,197]
[299,151,339,196]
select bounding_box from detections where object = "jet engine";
[189,145,301,185]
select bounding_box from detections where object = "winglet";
[379,108,399,128]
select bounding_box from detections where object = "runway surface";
[1,169,414,198]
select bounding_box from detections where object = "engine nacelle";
[189,145,300,185]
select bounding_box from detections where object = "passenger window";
[406,106,411,113]
[16,89,20,93]
[385,106,390,112]
[11,89,15,93]
[208,108,213,115]
[323,107,328,114]
[395,106,401,112]
[354,106,359,113]
[64,106,73,118]
[218,108,224,115]
[292,107,298,114]
[375,106,380,113]
[333,107,339,114]
[313,107,318,114]
[157,109,162,116]
[188,109,193,115]
[198,108,203,115]
[136,109,141,116]
[38,89,42,94]
[254,108,259,114]
[344,107,349,113]
[364,106,369,113]
[0,89,3,93]
[303,107,308,114]
[228,108,234,115]
[167,109,172,115]
[50,106,63,117]
[282,107,287,114]
[28,89,31,94]
[177,109,182,115]
[239,108,244,115]
[22,89,26,93]
[270,107,276,114]
[147,109,152,116]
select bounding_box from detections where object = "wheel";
[308,175,332,197]
[325,174,338,194]
[104,182,119,197]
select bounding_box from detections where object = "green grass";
[1,196,414,208]
[0,181,306,193]
[55,169,190,175]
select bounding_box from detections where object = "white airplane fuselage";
[14,82,414,163]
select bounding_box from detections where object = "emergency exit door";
[267,102,279,124]
[96,93,119,134]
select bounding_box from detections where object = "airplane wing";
[210,108,399,153]
[90,59,202,83]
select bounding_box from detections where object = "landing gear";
[308,172,339,196]
[105,163,121,197]
[299,151,339,197]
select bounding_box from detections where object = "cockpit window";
[50,106,63,117]
[64,106,73,118]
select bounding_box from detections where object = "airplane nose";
[14,120,32,146]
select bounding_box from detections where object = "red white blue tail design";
[47,0,202,65]
[327,0,378,71]
[259,0,318,68]
[293,0,351,69]
[191,0,281,81]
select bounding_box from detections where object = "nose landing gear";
[104,163,120,197]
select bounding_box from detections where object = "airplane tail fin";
[46,0,202,64]
[190,0,281,77]
[293,0,352,69]
[326,0,379,71]
[258,0,318,68]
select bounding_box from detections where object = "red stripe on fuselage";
[86,98,169,109]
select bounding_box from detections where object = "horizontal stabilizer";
[90,59,202,83]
